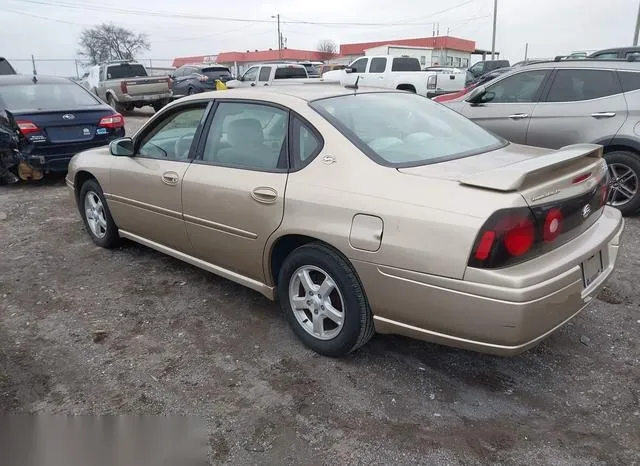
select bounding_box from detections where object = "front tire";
[604,151,640,216]
[78,179,119,248]
[277,243,375,357]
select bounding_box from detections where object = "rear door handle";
[161,171,179,186]
[250,186,278,204]
[508,113,529,120]
[591,112,616,118]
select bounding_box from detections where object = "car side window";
[351,58,368,73]
[546,70,620,102]
[259,67,271,82]
[485,70,548,103]
[201,102,288,171]
[292,116,322,167]
[592,52,618,59]
[468,62,483,76]
[242,67,259,82]
[137,105,206,160]
[618,71,640,92]
[369,58,387,73]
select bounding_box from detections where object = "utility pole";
[491,0,497,60]
[272,14,282,58]
[524,42,529,61]
[634,1,640,46]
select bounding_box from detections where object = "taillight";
[16,120,40,135]
[120,81,128,93]
[167,77,173,89]
[427,75,437,90]
[197,74,209,82]
[543,208,563,243]
[503,217,535,256]
[98,113,124,129]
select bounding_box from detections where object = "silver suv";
[445,59,640,215]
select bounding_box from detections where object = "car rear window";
[0,82,100,110]
[0,59,16,75]
[201,67,231,79]
[274,67,307,79]
[391,57,421,72]
[106,64,148,79]
[311,92,505,167]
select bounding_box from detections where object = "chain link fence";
[7,58,175,79]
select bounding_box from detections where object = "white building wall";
[430,49,471,67]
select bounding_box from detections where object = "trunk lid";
[398,143,607,207]
[121,77,171,97]
[13,108,115,144]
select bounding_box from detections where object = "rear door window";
[391,57,420,71]
[258,67,271,82]
[369,58,387,73]
[546,69,621,102]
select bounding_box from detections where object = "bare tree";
[78,23,150,65]
[317,40,337,61]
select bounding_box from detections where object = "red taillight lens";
[600,181,609,206]
[198,74,209,82]
[543,208,563,243]
[502,217,535,256]
[16,120,40,135]
[120,81,128,93]
[167,78,173,89]
[474,231,496,260]
[98,113,124,129]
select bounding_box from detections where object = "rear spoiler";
[459,144,603,191]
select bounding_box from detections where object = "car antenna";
[345,75,360,94]
[31,54,38,83]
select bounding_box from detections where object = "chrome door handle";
[591,112,616,118]
[508,113,529,120]
[250,186,278,204]
[161,171,179,186]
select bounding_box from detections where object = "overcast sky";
[1,0,638,75]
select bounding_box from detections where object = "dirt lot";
[0,112,639,464]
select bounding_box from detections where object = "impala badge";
[582,204,591,218]
[322,155,336,165]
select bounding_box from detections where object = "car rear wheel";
[79,179,119,248]
[604,151,640,216]
[187,87,195,95]
[107,94,125,114]
[277,243,375,357]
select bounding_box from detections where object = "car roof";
[177,84,396,104]
[189,63,229,69]
[513,59,640,71]
[0,74,73,85]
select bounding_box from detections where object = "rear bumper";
[119,93,172,104]
[353,206,624,355]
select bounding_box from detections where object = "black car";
[589,47,640,60]
[0,58,16,75]
[467,59,511,78]
[171,64,232,96]
[0,105,26,184]
[0,75,125,178]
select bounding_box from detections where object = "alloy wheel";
[84,191,108,238]
[288,265,345,340]
[607,163,639,207]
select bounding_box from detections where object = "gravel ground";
[0,114,638,464]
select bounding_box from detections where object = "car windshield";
[311,92,505,166]
[0,82,100,110]
[107,64,148,79]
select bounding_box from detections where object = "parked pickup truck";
[85,61,172,113]
[340,56,465,98]
[225,63,311,88]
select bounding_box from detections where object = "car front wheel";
[277,243,375,357]
[79,179,119,248]
[605,151,640,216]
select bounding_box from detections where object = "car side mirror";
[344,67,355,74]
[238,75,245,82]
[109,137,134,156]
[466,85,489,103]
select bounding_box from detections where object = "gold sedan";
[66,86,624,357]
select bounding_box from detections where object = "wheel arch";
[594,136,640,156]
[396,83,416,93]
[73,170,97,203]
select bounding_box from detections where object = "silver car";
[445,59,640,216]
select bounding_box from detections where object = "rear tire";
[604,150,640,216]
[107,95,126,114]
[187,87,195,95]
[277,243,375,357]
[152,101,166,113]
[78,179,120,249]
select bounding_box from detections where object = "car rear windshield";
[106,64,148,79]
[391,57,421,72]
[311,92,505,167]
[0,82,100,111]
[201,67,231,79]
[274,67,308,79]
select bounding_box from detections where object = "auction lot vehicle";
[444,59,640,215]
[171,64,232,97]
[467,59,511,78]
[226,63,310,88]
[589,47,640,60]
[0,75,124,178]
[0,105,26,184]
[0,57,17,75]
[434,67,511,103]
[86,61,172,113]
[67,86,623,357]
[341,56,465,98]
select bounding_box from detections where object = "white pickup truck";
[225,63,313,88]
[337,56,465,98]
